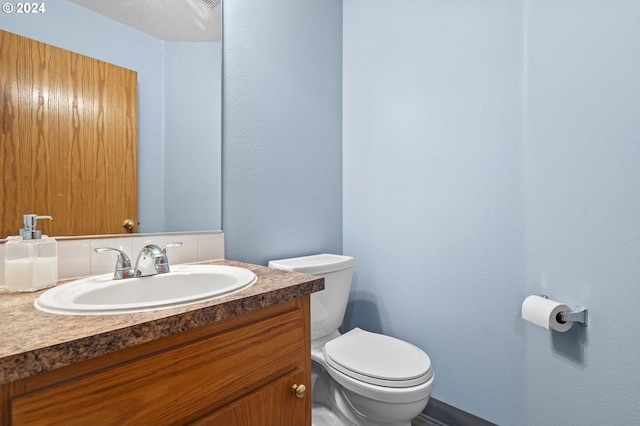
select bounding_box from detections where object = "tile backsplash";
[1,232,224,286]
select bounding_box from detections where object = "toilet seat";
[323,328,432,388]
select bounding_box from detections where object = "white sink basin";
[34,265,257,315]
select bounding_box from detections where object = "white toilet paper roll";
[521,295,574,332]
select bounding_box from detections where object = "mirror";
[0,0,222,236]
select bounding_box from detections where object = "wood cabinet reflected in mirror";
[0,30,138,238]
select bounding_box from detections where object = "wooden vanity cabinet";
[1,296,311,426]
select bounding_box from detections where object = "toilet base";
[313,404,354,426]
[311,358,428,426]
[312,402,414,426]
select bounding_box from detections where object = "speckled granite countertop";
[0,260,323,385]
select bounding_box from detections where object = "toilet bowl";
[268,254,434,426]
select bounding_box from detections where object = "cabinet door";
[192,370,309,426]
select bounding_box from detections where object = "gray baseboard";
[416,398,497,426]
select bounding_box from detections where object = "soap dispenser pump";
[5,214,58,292]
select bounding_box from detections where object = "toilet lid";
[323,328,432,388]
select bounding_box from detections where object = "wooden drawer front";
[11,308,305,425]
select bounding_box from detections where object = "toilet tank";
[268,254,354,342]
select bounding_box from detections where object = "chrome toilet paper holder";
[557,307,588,326]
[540,295,588,326]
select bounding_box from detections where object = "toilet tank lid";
[268,254,354,274]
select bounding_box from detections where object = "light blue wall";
[222,0,343,265]
[343,0,525,422]
[164,41,222,231]
[522,0,640,424]
[344,0,640,424]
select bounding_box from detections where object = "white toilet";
[268,254,434,426]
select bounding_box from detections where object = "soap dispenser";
[4,214,58,292]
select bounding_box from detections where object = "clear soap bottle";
[4,214,58,292]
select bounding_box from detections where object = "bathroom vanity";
[0,260,323,425]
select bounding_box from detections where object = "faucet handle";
[162,242,183,252]
[157,242,182,273]
[94,247,134,280]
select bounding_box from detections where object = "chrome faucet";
[95,242,183,279]
[134,242,182,277]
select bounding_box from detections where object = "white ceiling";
[69,0,221,42]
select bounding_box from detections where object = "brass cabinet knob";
[291,383,306,399]
[122,219,135,232]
